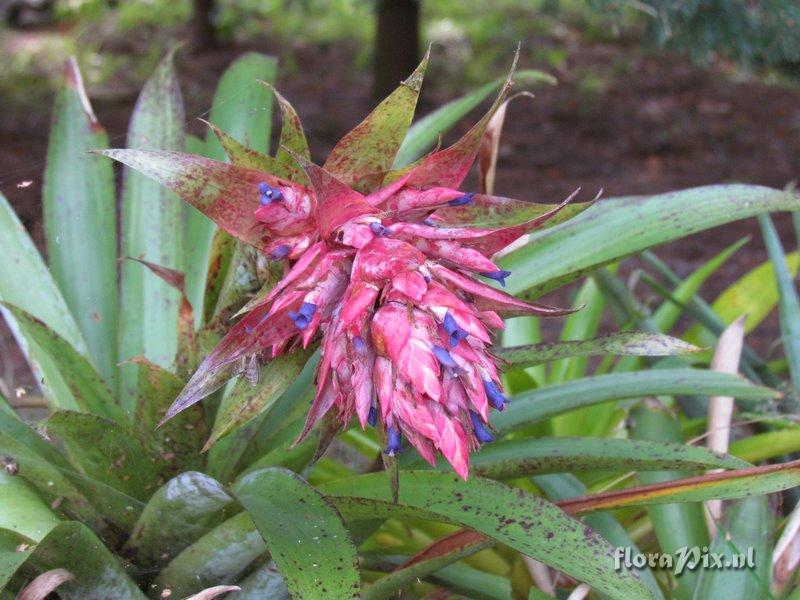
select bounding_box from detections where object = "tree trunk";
[191,0,217,52]
[374,0,420,101]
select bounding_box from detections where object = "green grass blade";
[233,468,361,599]
[549,277,606,384]
[394,70,556,167]
[118,50,185,412]
[500,185,800,297]
[629,403,709,599]
[641,250,775,384]
[651,236,749,332]
[693,496,773,599]
[185,53,277,322]
[43,58,118,388]
[492,369,779,435]
[759,214,800,392]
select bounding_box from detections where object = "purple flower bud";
[483,379,507,411]
[447,193,474,207]
[432,345,458,368]
[369,222,388,236]
[367,405,377,427]
[288,303,317,331]
[259,182,283,204]
[385,426,403,455]
[353,335,367,355]
[479,270,512,287]
[269,244,291,260]
[442,312,469,347]
[469,410,495,443]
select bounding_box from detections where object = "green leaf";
[685,251,800,346]
[0,304,124,423]
[233,468,361,599]
[127,471,234,568]
[363,530,493,600]
[43,58,118,388]
[416,437,748,480]
[759,214,800,392]
[534,473,664,600]
[0,522,146,599]
[324,52,428,191]
[394,70,556,168]
[500,185,800,297]
[693,496,773,599]
[650,237,748,333]
[118,49,185,412]
[131,358,205,473]
[155,512,266,598]
[496,332,699,372]
[186,52,277,324]
[730,428,800,463]
[0,192,86,410]
[0,471,60,542]
[548,277,606,384]
[320,471,650,599]
[206,347,314,449]
[271,85,310,166]
[492,369,779,435]
[227,561,289,599]
[0,423,101,530]
[45,411,160,506]
[205,53,277,161]
[629,403,708,599]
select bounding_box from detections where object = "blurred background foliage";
[4,0,798,109]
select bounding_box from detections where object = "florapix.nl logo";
[614,546,756,576]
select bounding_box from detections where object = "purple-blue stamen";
[483,379,507,411]
[288,303,317,331]
[469,410,495,443]
[442,312,469,347]
[385,426,403,455]
[480,269,512,287]
[432,345,458,369]
[258,182,283,205]
[367,405,377,427]
[447,193,474,207]
[423,216,437,227]
[244,325,254,334]
[353,335,367,355]
[369,222,388,236]
[269,244,290,260]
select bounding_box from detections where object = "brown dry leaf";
[478,91,534,195]
[183,585,241,599]
[18,568,74,600]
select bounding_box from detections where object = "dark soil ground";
[2,32,800,393]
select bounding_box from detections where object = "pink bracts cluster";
[99,52,578,479]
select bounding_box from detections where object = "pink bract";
[98,50,582,479]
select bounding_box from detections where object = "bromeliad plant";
[2,48,800,599]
